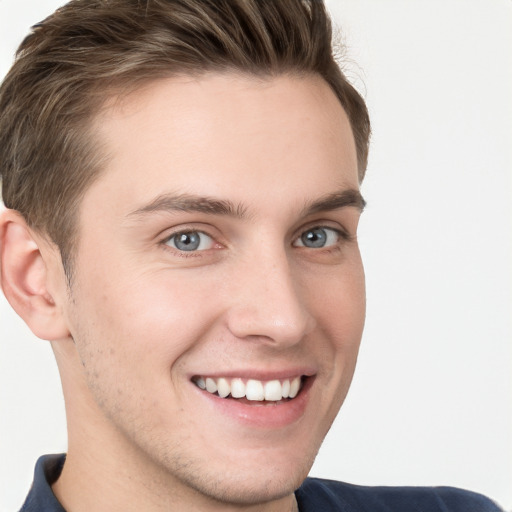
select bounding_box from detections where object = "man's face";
[58,73,365,505]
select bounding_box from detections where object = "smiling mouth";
[192,376,305,403]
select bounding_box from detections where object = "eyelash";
[159,225,351,257]
[292,226,349,249]
[160,229,217,257]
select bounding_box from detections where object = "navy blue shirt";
[20,454,503,511]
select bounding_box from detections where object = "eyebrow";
[127,188,365,219]
[303,189,366,216]
[128,193,247,219]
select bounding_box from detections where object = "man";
[0,1,503,511]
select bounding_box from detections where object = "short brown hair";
[0,0,370,275]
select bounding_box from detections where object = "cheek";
[70,267,222,381]
[65,275,202,429]
[310,257,366,337]
[306,258,365,388]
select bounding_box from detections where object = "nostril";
[226,309,315,347]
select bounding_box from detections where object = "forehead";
[84,73,358,218]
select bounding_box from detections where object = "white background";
[1,0,510,510]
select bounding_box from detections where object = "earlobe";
[0,209,70,341]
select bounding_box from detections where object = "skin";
[0,73,365,511]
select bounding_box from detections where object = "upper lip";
[189,367,317,381]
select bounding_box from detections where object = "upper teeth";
[194,376,302,401]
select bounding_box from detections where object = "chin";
[152,438,317,507]
[177,461,311,507]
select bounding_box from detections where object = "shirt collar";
[20,454,67,511]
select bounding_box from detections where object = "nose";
[225,249,316,347]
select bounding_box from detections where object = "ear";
[0,208,70,340]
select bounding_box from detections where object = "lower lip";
[193,377,314,429]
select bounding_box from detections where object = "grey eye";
[166,231,213,251]
[295,227,339,248]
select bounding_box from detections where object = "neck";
[53,453,299,512]
[53,393,299,512]
[51,341,301,512]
